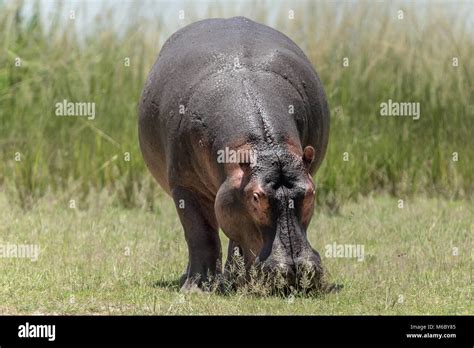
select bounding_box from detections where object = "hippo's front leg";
[171,187,222,291]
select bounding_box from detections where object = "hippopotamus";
[139,17,330,292]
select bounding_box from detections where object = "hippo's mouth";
[224,242,332,295]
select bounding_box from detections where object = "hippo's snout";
[259,246,323,289]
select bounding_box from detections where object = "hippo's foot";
[180,277,205,294]
[180,273,225,293]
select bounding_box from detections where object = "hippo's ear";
[303,145,315,169]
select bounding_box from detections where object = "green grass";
[0,1,473,210]
[0,191,471,315]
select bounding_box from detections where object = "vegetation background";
[0,0,472,314]
[1,0,472,210]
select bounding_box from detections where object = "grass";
[0,0,473,210]
[0,191,471,315]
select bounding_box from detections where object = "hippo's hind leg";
[171,186,222,291]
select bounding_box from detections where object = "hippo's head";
[215,143,323,290]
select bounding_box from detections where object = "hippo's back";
[154,16,311,82]
[139,17,329,193]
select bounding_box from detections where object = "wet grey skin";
[139,16,330,292]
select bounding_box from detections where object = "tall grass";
[0,0,472,209]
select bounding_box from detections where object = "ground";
[0,191,471,315]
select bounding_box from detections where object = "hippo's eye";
[253,192,259,203]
